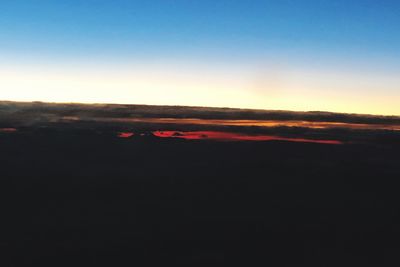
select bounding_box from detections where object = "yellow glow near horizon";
[0,63,399,116]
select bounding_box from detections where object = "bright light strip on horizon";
[0,62,399,116]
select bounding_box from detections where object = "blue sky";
[1,0,399,115]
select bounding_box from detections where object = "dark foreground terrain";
[1,101,400,266]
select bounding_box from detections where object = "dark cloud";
[0,101,399,145]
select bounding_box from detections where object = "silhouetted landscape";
[1,101,400,266]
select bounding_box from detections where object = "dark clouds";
[1,101,399,145]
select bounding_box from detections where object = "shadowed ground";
[1,101,400,266]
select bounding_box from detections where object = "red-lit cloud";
[0,128,17,133]
[153,131,342,144]
[117,132,134,138]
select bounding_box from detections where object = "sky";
[0,0,399,115]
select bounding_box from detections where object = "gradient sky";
[0,0,399,115]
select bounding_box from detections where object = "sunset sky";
[0,0,399,115]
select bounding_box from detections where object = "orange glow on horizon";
[1,63,399,116]
[85,117,400,131]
